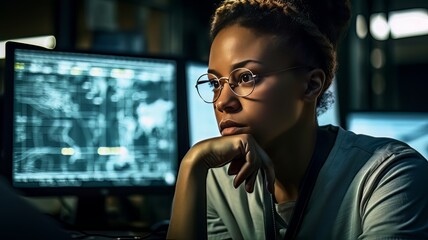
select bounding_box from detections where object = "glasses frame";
[195,66,309,103]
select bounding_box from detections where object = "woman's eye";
[209,80,220,89]
[239,72,254,83]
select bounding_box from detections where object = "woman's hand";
[187,134,275,193]
[168,134,275,239]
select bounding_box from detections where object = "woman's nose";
[214,84,241,113]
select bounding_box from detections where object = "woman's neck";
[264,116,318,204]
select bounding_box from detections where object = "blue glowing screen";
[185,62,220,146]
[12,49,178,187]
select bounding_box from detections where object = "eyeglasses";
[195,66,308,103]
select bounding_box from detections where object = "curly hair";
[210,0,351,115]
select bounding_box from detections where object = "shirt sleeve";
[207,199,232,240]
[206,169,233,240]
[360,156,428,240]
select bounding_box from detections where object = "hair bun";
[289,0,352,47]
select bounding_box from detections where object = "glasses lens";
[196,73,221,103]
[230,68,256,97]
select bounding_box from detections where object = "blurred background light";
[370,48,385,69]
[370,13,389,40]
[372,72,386,95]
[356,14,368,39]
[389,9,428,39]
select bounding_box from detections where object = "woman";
[168,0,428,239]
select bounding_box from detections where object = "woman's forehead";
[209,25,295,70]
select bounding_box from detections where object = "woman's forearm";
[167,159,209,239]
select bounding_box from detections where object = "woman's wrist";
[181,142,212,170]
[175,148,210,186]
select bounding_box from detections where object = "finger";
[227,157,245,175]
[245,169,259,193]
[233,152,260,188]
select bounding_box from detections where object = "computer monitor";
[346,111,428,160]
[2,42,186,196]
[185,61,220,146]
[317,80,341,126]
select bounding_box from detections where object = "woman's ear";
[302,68,326,102]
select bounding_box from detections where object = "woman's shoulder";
[320,126,427,185]
[335,126,425,160]
[305,127,428,239]
[330,126,428,180]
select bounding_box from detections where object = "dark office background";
[1,0,428,111]
[0,0,427,232]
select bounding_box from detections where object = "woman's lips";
[221,126,245,136]
[219,120,246,136]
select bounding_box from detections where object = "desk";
[68,230,167,239]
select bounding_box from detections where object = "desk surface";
[68,230,167,239]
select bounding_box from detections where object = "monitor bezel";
[2,41,189,196]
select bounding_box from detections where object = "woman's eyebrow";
[208,59,265,75]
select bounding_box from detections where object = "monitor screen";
[185,61,220,146]
[346,112,428,159]
[3,42,181,195]
[317,80,340,126]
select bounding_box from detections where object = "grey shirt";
[206,126,428,239]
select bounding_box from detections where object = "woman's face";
[209,24,309,147]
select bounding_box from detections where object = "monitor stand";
[73,195,142,230]
[74,196,108,230]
